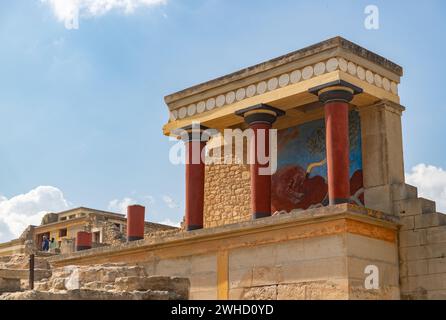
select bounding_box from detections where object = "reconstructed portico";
[164,36,404,229]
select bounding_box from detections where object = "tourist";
[49,237,57,250]
[42,236,49,251]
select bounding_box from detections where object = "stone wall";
[227,231,399,300]
[0,263,190,300]
[100,221,126,245]
[396,184,446,299]
[48,205,400,300]
[0,239,25,257]
[79,216,177,247]
[204,138,251,228]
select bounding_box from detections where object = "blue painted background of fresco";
[277,110,363,180]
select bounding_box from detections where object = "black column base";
[253,212,271,219]
[329,198,350,205]
[187,225,203,231]
[76,246,92,251]
[127,236,144,242]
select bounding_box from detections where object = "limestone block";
[400,274,446,292]
[391,183,418,201]
[143,262,156,275]
[252,266,282,287]
[399,260,428,277]
[400,243,446,261]
[229,267,252,289]
[276,283,306,300]
[188,272,215,292]
[394,198,436,217]
[415,213,446,229]
[305,279,349,300]
[189,289,217,300]
[0,254,50,270]
[426,226,446,244]
[302,235,345,261]
[239,285,277,300]
[400,286,428,300]
[278,257,347,284]
[427,290,446,299]
[346,234,398,264]
[427,257,446,274]
[363,185,392,214]
[399,216,415,231]
[399,229,427,247]
[228,287,247,300]
[0,277,21,293]
[114,276,190,299]
[83,281,106,290]
[155,257,191,277]
[190,254,216,274]
[229,244,278,269]
[276,240,305,265]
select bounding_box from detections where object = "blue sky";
[0,0,446,241]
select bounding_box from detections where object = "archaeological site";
[1,37,446,300]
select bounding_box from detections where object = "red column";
[309,80,362,206]
[236,104,284,219]
[325,101,350,204]
[76,231,92,251]
[183,125,208,231]
[249,122,272,219]
[127,205,145,241]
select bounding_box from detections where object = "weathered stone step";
[0,269,51,281]
[394,198,436,216]
[400,225,446,247]
[392,183,418,201]
[415,213,446,229]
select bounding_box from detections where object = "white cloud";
[162,195,179,209]
[0,186,71,242]
[41,0,167,28]
[143,195,155,206]
[406,163,446,212]
[107,197,136,214]
[158,218,180,228]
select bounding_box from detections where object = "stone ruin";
[0,253,189,300]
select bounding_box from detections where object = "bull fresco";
[272,110,364,212]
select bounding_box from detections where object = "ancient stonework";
[0,255,190,300]
[204,161,251,228]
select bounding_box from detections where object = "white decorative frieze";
[169,57,399,122]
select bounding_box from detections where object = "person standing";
[49,237,57,251]
[42,236,49,251]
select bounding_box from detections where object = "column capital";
[235,103,285,125]
[175,123,211,142]
[309,80,363,104]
